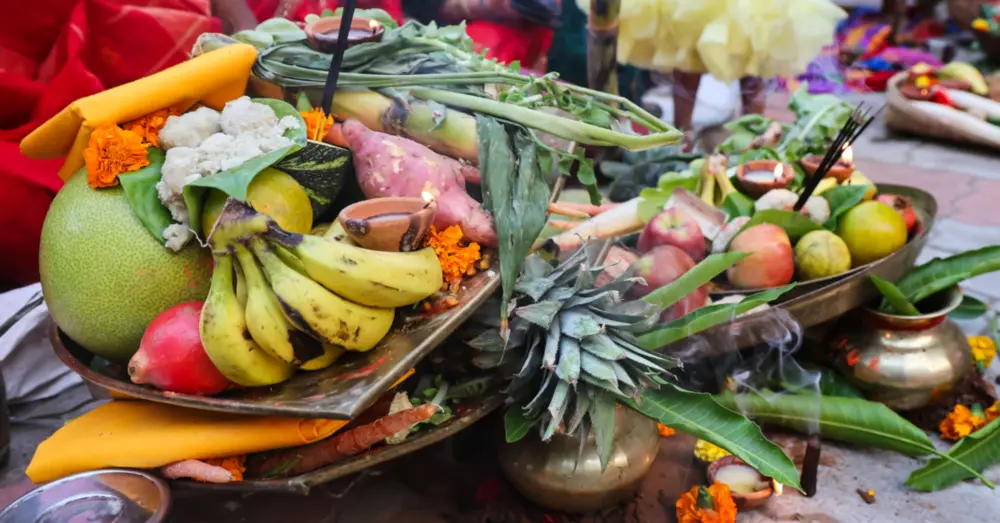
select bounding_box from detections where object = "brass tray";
[51,267,499,420]
[675,183,936,357]
[707,184,933,301]
[171,390,504,495]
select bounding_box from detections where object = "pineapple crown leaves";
[466,246,679,471]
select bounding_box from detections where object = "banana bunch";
[198,200,444,387]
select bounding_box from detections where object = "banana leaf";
[641,251,750,311]
[743,209,823,242]
[637,284,794,349]
[820,184,870,230]
[118,147,171,241]
[628,383,803,491]
[478,115,550,329]
[870,275,920,316]
[906,417,1000,491]
[183,98,308,237]
[714,392,934,456]
[893,247,1000,305]
[950,295,989,320]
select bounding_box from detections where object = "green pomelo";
[39,171,212,361]
[795,230,851,281]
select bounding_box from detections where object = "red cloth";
[465,21,553,70]
[0,0,220,290]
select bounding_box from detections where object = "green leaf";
[556,337,582,385]
[184,98,307,235]
[637,170,700,222]
[478,116,550,326]
[255,17,307,43]
[744,209,822,242]
[559,308,602,338]
[641,252,750,311]
[720,192,755,219]
[869,276,921,316]
[628,384,802,491]
[951,295,990,320]
[906,416,1000,491]
[504,405,537,443]
[588,390,617,471]
[820,185,870,229]
[118,148,171,242]
[515,300,562,329]
[714,392,934,456]
[894,247,1000,305]
[638,285,794,349]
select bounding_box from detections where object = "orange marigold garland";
[123,107,179,148]
[83,125,150,188]
[939,404,989,441]
[301,108,334,141]
[425,225,482,283]
[676,482,737,523]
[202,455,246,482]
[658,423,677,438]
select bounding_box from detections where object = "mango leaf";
[870,275,920,316]
[184,98,308,235]
[118,147,171,242]
[714,392,934,456]
[721,192,755,219]
[638,285,794,349]
[820,184,870,229]
[641,252,750,310]
[504,405,537,443]
[894,247,1000,305]
[637,170,700,223]
[906,417,1000,491]
[744,209,822,241]
[628,383,802,491]
[950,295,989,320]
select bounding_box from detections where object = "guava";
[795,230,852,280]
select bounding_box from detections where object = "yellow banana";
[273,244,309,275]
[938,62,988,96]
[844,171,877,201]
[299,344,346,371]
[234,261,248,307]
[311,222,332,237]
[269,228,443,308]
[814,177,838,196]
[233,244,325,365]
[322,220,356,245]
[199,254,294,387]
[250,238,394,352]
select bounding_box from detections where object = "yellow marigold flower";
[658,424,677,438]
[939,404,987,441]
[676,483,737,523]
[694,439,731,463]
[970,336,996,367]
[914,76,932,89]
[973,18,990,31]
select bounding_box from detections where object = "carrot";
[324,122,349,149]
[162,459,235,483]
[248,403,438,478]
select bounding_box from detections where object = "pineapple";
[464,246,677,467]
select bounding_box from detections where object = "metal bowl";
[0,469,171,523]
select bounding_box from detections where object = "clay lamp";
[337,192,437,252]
[305,16,385,52]
[735,160,794,198]
[707,456,777,510]
[801,144,854,183]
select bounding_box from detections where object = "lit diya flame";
[772,480,783,496]
[772,163,784,180]
[421,188,437,209]
[369,19,381,31]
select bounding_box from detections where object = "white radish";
[911,99,1000,145]
[543,197,643,252]
[942,89,1000,120]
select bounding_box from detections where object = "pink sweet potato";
[342,120,497,246]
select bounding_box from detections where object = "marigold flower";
[301,108,334,141]
[914,75,932,89]
[694,439,731,463]
[939,404,987,441]
[973,18,990,31]
[425,225,481,282]
[123,107,179,148]
[658,424,677,438]
[969,336,996,367]
[676,482,737,523]
[202,455,246,482]
[83,125,150,188]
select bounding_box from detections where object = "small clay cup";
[735,160,795,198]
[800,154,853,183]
[337,197,436,252]
[706,456,774,510]
[305,16,385,53]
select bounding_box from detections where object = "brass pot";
[497,405,659,514]
[828,286,971,411]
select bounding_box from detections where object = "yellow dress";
[577,0,847,83]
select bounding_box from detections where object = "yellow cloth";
[576,0,846,83]
[27,369,414,483]
[19,43,258,181]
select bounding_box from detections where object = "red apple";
[637,208,706,261]
[876,194,917,234]
[726,224,794,289]
[626,245,708,322]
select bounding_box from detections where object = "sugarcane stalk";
[587,0,620,96]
